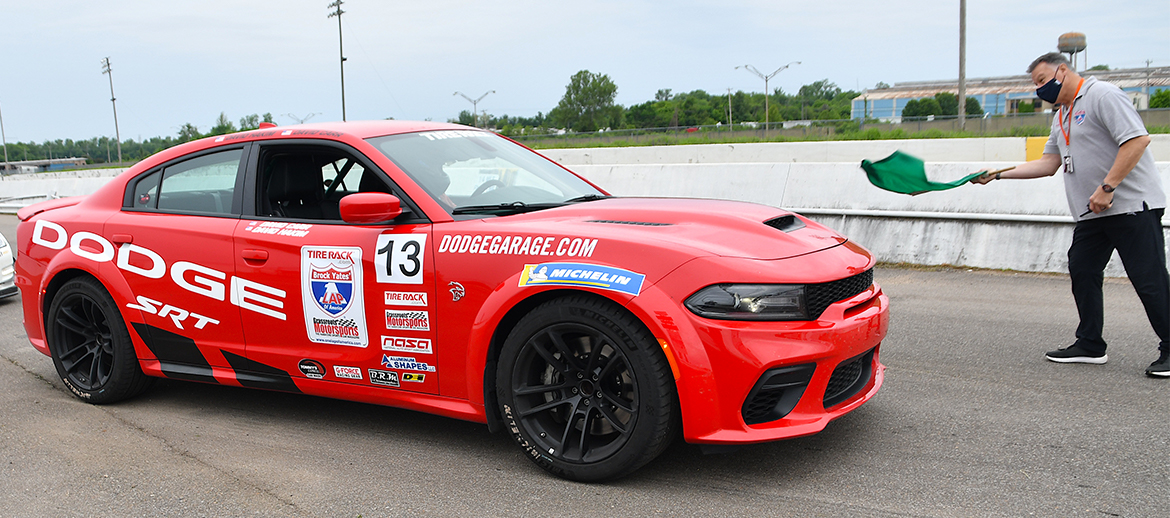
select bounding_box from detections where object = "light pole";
[0,100,8,171]
[958,0,967,130]
[736,61,800,131]
[327,0,347,121]
[101,57,122,163]
[454,91,495,128]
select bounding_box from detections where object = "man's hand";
[971,171,995,185]
[1088,185,1114,213]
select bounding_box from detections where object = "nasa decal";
[301,246,368,347]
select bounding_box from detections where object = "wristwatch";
[1101,183,1115,193]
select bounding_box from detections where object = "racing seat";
[266,155,325,219]
[358,170,394,194]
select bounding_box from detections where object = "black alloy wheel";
[47,277,152,404]
[497,295,676,481]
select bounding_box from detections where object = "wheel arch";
[479,288,669,434]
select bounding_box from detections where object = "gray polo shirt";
[1043,76,1164,221]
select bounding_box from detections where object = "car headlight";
[684,284,807,321]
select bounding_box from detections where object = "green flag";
[861,150,985,196]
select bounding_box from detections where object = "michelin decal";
[302,246,368,347]
[518,262,645,296]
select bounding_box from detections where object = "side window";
[151,149,243,215]
[261,147,399,221]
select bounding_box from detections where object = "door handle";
[111,234,134,244]
[242,249,269,262]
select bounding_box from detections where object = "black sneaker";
[1146,352,1170,378]
[1045,344,1108,364]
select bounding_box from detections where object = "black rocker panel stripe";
[221,350,302,394]
[132,322,217,384]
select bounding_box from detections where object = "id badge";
[1063,155,1074,174]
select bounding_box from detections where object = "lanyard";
[1058,78,1086,147]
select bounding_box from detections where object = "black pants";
[1068,207,1170,355]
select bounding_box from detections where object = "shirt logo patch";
[1073,109,1086,125]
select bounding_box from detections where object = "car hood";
[494,197,848,260]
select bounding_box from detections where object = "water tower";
[1058,32,1087,70]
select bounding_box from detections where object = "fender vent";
[587,219,671,226]
[764,215,806,233]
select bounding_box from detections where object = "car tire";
[47,277,152,404]
[496,294,677,481]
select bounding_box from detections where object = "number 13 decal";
[375,234,428,284]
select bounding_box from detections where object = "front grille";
[823,348,875,408]
[741,363,816,425]
[806,268,873,319]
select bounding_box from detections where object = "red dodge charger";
[14,121,887,480]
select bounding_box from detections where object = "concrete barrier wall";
[4,137,1170,277]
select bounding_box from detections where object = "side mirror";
[339,192,404,223]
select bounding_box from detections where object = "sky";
[1,0,1168,144]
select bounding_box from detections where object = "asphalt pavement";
[1,214,1166,517]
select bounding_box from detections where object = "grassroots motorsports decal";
[518,263,645,296]
[301,246,368,347]
[385,310,430,331]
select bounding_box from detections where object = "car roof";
[279,120,473,139]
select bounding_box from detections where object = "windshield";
[365,130,604,215]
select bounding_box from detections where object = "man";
[973,52,1169,378]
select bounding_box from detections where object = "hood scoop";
[765,215,806,233]
[587,219,672,227]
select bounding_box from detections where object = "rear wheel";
[47,277,152,403]
[497,295,676,481]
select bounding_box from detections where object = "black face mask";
[1035,70,1063,104]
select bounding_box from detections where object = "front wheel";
[497,295,677,481]
[47,277,152,403]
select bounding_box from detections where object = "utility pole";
[101,57,122,163]
[957,0,967,131]
[454,91,495,128]
[727,88,733,129]
[0,100,9,171]
[736,62,800,132]
[327,1,347,121]
[1146,59,1154,109]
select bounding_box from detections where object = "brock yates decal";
[384,291,427,307]
[301,246,368,347]
[518,262,645,296]
[385,310,430,331]
[381,355,436,372]
[437,234,598,257]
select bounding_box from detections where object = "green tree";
[1089,64,1109,71]
[934,92,958,115]
[964,97,984,116]
[178,123,202,142]
[1151,89,1170,109]
[798,80,841,101]
[208,112,237,136]
[549,70,622,132]
[239,114,261,131]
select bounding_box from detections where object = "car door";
[103,145,249,384]
[234,141,440,395]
